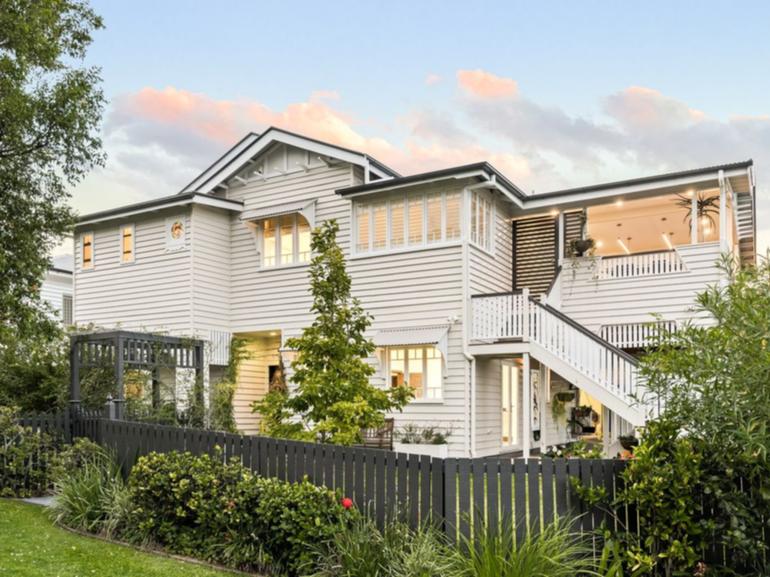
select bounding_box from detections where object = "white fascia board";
[77,196,242,227]
[181,133,260,193]
[522,166,752,211]
[340,170,490,199]
[196,129,376,194]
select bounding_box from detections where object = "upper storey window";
[470,191,494,252]
[81,232,94,270]
[261,214,311,268]
[120,224,135,263]
[354,191,461,254]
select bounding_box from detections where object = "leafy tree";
[624,255,770,575]
[254,220,412,444]
[0,0,105,345]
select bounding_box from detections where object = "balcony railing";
[471,290,642,409]
[596,250,686,280]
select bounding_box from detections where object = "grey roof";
[534,160,754,199]
[336,161,528,200]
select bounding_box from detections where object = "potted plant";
[618,434,639,451]
[570,237,596,257]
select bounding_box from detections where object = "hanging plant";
[674,191,719,239]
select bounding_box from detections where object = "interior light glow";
[615,199,624,207]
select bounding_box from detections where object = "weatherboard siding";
[73,211,194,334]
[560,242,723,333]
[191,205,231,335]
[41,271,72,324]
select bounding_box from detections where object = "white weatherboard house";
[72,127,757,458]
[42,255,74,326]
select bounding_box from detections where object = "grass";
[0,499,236,577]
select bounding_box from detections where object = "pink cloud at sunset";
[457,69,519,99]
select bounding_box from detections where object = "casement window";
[62,294,73,326]
[470,191,494,252]
[355,191,462,254]
[389,346,443,400]
[261,214,311,268]
[81,232,94,269]
[120,224,135,263]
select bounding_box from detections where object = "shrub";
[450,516,594,577]
[305,516,459,577]
[49,445,128,538]
[126,450,353,575]
[0,405,59,497]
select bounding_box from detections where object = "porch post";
[690,192,698,244]
[539,365,548,453]
[557,212,565,266]
[522,353,531,458]
[114,335,125,420]
[718,169,728,253]
[69,335,81,414]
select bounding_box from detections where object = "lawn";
[0,500,236,577]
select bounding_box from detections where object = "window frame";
[81,231,94,270]
[353,190,464,256]
[469,191,496,254]
[61,294,73,326]
[387,345,444,402]
[258,213,312,269]
[120,224,135,264]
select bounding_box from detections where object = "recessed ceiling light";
[616,223,622,227]
[661,217,667,221]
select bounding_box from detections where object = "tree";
[0,0,105,345]
[626,255,770,575]
[254,220,412,444]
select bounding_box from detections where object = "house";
[72,127,757,458]
[42,255,74,326]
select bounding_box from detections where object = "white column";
[557,212,565,266]
[719,170,728,253]
[691,192,698,244]
[539,365,548,453]
[522,353,531,458]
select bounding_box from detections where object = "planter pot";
[619,436,639,451]
[393,442,449,459]
[571,239,595,256]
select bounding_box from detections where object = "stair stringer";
[528,340,647,427]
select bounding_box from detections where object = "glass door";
[501,362,519,447]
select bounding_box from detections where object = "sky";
[62,0,770,254]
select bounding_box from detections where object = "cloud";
[457,69,519,99]
[71,77,770,253]
[424,73,441,86]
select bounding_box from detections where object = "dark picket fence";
[18,412,634,546]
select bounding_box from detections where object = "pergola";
[70,330,204,419]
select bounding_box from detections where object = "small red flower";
[341,497,354,510]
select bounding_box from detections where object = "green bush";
[0,405,59,497]
[48,443,129,538]
[305,516,459,577]
[450,516,594,577]
[126,450,353,575]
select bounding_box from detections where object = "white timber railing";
[471,290,641,407]
[597,250,686,280]
[600,320,677,349]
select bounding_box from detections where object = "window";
[408,196,424,246]
[120,224,135,263]
[470,191,494,252]
[260,214,311,268]
[427,193,442,243]
[81,232,94,269]
[62,294,73,326]
[445,192,461,240]
[389,346,442,400]
[355,191,463,254]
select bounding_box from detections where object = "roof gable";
[180,127,399,194]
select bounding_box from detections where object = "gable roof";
[180,127,400,194]
[336,161,529,204]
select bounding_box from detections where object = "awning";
[240,199,316,227]
[373,325,451,360]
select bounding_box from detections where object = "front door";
[501,361,519,447]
